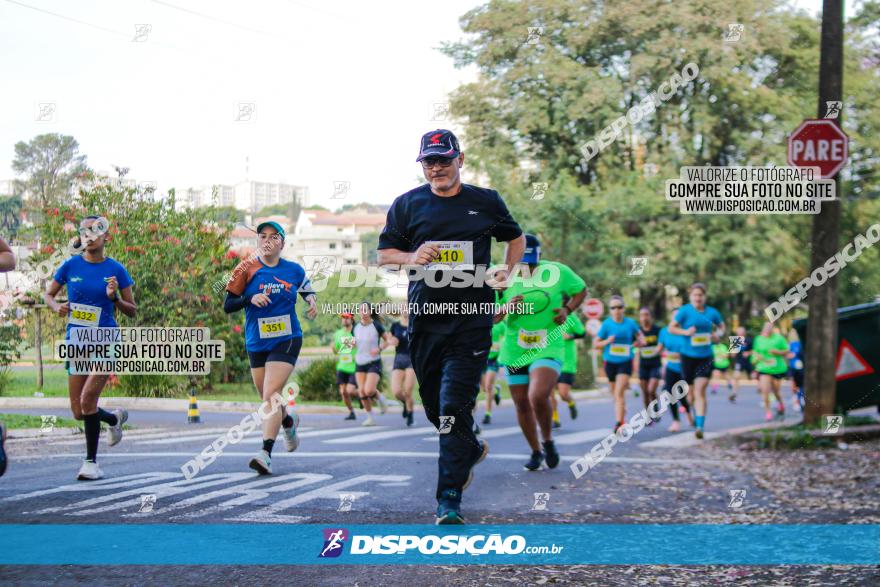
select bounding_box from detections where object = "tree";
[0,195,23,238]
[12,134,89,207]
[206,205,246,224]
[441,0,878,327]
[255,203,290,218]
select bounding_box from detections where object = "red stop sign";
[582,298,604,319]
[787,119,848,179]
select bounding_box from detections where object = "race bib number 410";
[426,241,474,270]
[259,315,292,339]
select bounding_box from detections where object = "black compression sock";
[83,412,101,462]
[262,438,275,456]
[97,408,118,426]
[281,414,293,428]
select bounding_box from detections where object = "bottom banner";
[1,524,878,565]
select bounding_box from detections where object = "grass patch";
[0,413,81,429]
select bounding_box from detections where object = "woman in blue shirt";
[594,295,645,433]
[667,283,725,439]
[44,215,137,481]
[224,221,317,475]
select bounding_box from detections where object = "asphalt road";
[3,382,875,586]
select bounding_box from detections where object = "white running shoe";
[376,394,388,415]
[107,408,128,447]
[77,460,103,481]
[362,415,376,427]
[249,450,272,475]
[282,412,300,452]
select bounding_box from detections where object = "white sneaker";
[107,408,128,447]
[362,415,376,427]
[376,394,388,415]
[248,450,272,475]
[77,460,103,481]
[282,412,300,452]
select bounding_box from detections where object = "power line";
[2,0,129,38]
[149,0,288,40]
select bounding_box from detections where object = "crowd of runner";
[0,129,811,526]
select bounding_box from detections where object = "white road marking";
[130,473,333,520]
[639,431,722,448]
[29,451,723,464]
[30,473,255,516]
[224,474,411,523]
[553,428,611,446]
[322,427,435,444]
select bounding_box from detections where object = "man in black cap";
[378,129,525,524]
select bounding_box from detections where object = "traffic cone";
[187,389,202,424]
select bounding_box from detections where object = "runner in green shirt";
[751,322,789,422]
[496,235,586,471]
[710,342,732,397]
[331,313,358,421]
[551,311,585,428]
[481,320,506,425]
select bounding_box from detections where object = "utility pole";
[803,0,844,425]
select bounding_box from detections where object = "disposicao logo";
[319,528,348,558]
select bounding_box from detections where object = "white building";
[234,181,308,215]
[176,184,236,210]
[285,209,385,267]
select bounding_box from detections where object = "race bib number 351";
[426,241,474,270]
[69,303,101,327]
[259,315,292,339]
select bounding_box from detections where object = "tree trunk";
[803,0,843,425]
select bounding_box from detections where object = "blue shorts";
[557,372,575,385]
[483,358,499,373]
[336,370,357,386]
[356,359,383,375]
[638,362,662,381]
[604,360,633,382]
[393,353,413,370]
[506,358,562,386]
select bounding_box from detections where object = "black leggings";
[664,368,691,421]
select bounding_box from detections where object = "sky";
[0,0,822,210]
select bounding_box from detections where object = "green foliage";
[206,205,246,224]
[254,204,290,218]
[295,357,338,402]
[0,325,23,394]
[0,195,23,238]
[444,0,880,321]
[12,134,89,207]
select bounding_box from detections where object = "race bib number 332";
[69,303,101,327]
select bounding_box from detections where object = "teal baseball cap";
[256,221,285,240]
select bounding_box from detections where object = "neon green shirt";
[333,327,356,374]
[489,321,506,360]
[752,333,788,375]
[498,260,586,367]
[562,314,586,373]
[712,343,730,369]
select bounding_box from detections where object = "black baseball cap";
[416,129,461,162]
